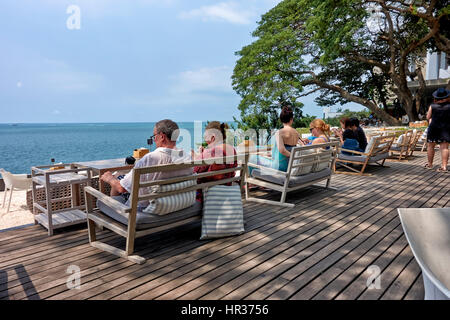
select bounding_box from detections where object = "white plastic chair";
[0,169,32,213]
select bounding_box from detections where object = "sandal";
[436,167,448,173]
[424,164,433,169]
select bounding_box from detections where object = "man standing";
[100,119,192,208]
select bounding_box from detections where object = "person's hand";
[100,171,115,184]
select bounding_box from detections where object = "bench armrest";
[340,148,369,156]
[247,163,288,176]
[84,186,131,215]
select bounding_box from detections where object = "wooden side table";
[31,164,92,236]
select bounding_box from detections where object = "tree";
[232,0,450,126]
[324,108,372,127]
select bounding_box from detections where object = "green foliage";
[324,109,372,127]
[294,114,317,128]
[232,0,447,126]
[296,128,311,135]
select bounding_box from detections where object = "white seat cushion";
[365,135,380,153]
[292,149,316,176]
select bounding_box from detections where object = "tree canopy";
[232,0,450,127]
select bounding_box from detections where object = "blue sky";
[0,0,363,123]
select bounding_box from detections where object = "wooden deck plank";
[0,152,447,300]
[380,256,422,300]
[236,164,444,300]
[404,274,425,300]
[357,245,414,300]
[107,170,400,300]
[58,178,371,300]
[41,201,300,299]
[135,159,439,300]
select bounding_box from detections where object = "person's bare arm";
[297,130,306,145]
[335,130,344,144]
[426,106,432,121]
[100,171,128,196]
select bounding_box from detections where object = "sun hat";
[432,87,450,100]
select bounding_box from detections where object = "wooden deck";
[0,151,448,300]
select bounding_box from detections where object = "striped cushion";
[143,180,197,216]
[200,185,244,240]
[313,149,331,172]
[153,179,196,193]
[292,149,316,176]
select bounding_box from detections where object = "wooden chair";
[407,129,424,157]
[389,130,413,161]
[397,207,450,300]
[245,142,339,208]
[416,131,428,152]
[84,155,247,264]
[334,135,395,176]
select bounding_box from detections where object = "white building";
[408,51,450,114]
[322,107,343,119]
[425,51,450,80]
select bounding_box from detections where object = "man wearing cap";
[425,88,450,172]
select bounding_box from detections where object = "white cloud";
[124,66,235,107]
[170,66,233,94]
[52,109,61,115]
[179,2,254,25]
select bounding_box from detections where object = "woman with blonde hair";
[309,119,331,145]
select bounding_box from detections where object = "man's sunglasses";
[309,128,314,132]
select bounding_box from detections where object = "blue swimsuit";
[249,135,295,173]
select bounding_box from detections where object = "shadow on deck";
[0,152,448,300]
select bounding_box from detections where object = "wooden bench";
[84,155,248,264]
[334,135,395,176]
[245,142,339,208]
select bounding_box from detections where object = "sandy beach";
[0,190,35,231]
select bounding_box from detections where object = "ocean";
[0,122,234,174]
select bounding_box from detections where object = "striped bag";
[200,184,245,240]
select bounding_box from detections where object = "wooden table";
[73,158,134,194]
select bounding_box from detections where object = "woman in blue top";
[334,117,362,154]
[249,106,304,173]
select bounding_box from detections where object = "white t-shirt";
[120,147,193,207]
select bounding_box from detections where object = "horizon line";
[0,120,239,125]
